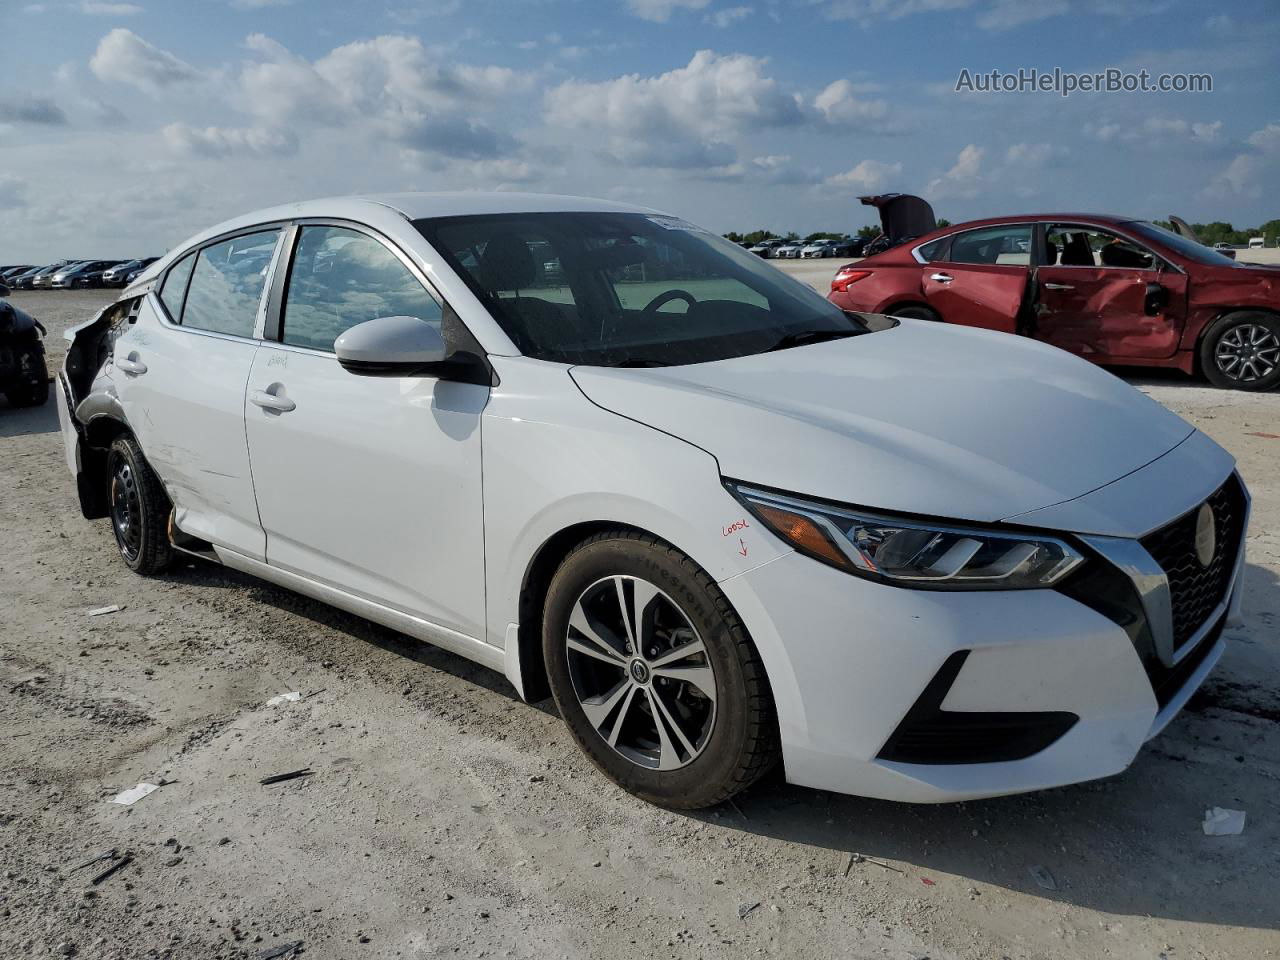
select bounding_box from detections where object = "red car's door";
[1035,224,1187,360]
[922,224,1033,334]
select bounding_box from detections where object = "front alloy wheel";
[1214,323,1279,384]
[1201,312,1280,391]
[543,531,780,809]
[565,575,716,771]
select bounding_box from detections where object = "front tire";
[1200,312,1280,391]
[106,435,173,574]
[543,531,780,809]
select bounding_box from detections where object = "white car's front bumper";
[716,468,1246,803]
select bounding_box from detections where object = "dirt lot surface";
[3,288,1279,960]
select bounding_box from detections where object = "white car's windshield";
[416,212,865,366]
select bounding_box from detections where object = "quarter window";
[281,226,442,351]
[947,226,1032,266]
[158,252,195,321]
[182,230,280,337]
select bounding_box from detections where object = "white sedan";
[57,193,1249,808]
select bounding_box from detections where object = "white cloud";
[706,5,753,27]
[824,158,902,192]
[545,50,803,169]
[625,0,712,22]
[89,28,201,92]
[1246,123,1280,153]
[81,2,144,14]
[821,0,1168,30]
[238,34,528,160]
[927,143,984,198]
[163,123,298,157]
[1004,141,1067,168]
[1085,116,1224,145]
[812,79,891,131]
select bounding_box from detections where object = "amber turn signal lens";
[753,504,853,570]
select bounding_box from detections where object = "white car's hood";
[569,319,1195,524]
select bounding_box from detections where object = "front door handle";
[930,272,954,283]
[249,389,296,413]
[115,355,147,376]
[1043,282,1075,291]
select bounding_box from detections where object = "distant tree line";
[1152,219,1280,245]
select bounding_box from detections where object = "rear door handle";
[1043,282,1075,290]
[930,272,954,283]
[249,389,296,413]
[115,356,147,376]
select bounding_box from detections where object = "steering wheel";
[641,289,697,317]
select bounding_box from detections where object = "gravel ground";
[2,288,1279,960]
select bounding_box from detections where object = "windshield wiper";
[605,357,670,368]
[766,329,860,353]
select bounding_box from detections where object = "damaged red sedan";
[830,195,1280,391]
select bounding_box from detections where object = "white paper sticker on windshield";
[646,216,705,233]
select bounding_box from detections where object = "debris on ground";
[87,605,121,617]
[90,854,133,886]
[737,901,760,920]
[1202,807,1246,836]
[259,768,313,785]
[1029,865,1058,891]
[266,691,302,706]
[921,877,936,886]
[257,941,303,960]
[110,782,160,806]
[72,849,118,871]
[845,852,903,875]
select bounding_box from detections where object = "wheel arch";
[75,406,134,519]
[882,299,939,319]
[513,520,666,703]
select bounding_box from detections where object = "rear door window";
[947,226,1032,266]
[181,230,280,337]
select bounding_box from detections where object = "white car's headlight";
[728,483,1084,590]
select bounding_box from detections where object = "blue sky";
[1,0,1277,261]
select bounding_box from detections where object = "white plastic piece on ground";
[88,605,121,617]
[110,783,159,806]
[1202,807,1246,836]
[266,692,301,706]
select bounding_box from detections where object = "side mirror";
[335,315,448,377]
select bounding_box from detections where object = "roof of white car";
[126,192,671,293]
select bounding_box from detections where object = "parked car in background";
[28,261,75,289]
[57,192,1248,808]
[1,265,34,280]
[830,197,1280,390]
[1249,237,1265,249]
[51,260,120,289]
[102,258,158,286]
[800,240,835,258]
[0,278,49,406]
[748,239,784,257]
[774,240,805,259]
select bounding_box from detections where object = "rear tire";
[1199,312,1280,391]
[891,304,943,323]
[106,435,173,575]
[543,531,780,809]
[3,344,49,407]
